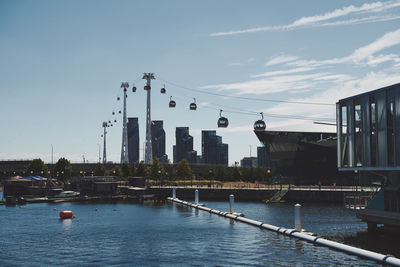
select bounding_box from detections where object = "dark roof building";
[175,127,197,164]
[151,120,168,163]
[201,130,228,166]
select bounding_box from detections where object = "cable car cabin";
[132,86,136,92]
[190,103,197,110]
[112,112,115,115]
[218,117,229,128]
[253,120,266,131]
[169,100,176,108]
[117,97,120,101]
[161,88,166,94]
[114,119,117,123]
[144,85,151,90]
[119,111,121,114]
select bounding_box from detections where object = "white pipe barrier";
[172,187,176,199]
[167,197,400,267]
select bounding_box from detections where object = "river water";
[0,199,397,266]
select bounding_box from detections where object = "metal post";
[229,194,234,213]
[143,73,155,164]
[172,187,176,199]
[195,189,199,205]
[120,82,129,163]
[102,122,107,164]
[295,203,302,231]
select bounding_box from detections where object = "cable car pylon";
[143,73,155,164]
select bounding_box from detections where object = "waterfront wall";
[147,187,347,203]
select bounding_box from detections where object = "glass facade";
[337,83,400,170]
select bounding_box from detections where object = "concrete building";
[175,127,197,164]
[240,157,258,168]
[127,117,139,163]
[151,120,168,163]
[201,130,228,166]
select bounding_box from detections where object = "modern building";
[240,157,258,168]
[175,127,197,164]
[201,130,228,166]
[257,146,271,168]
[127,117,139,163]
[151,120,168,163]
[336,82,400,231]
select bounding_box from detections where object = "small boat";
[53,191,80,198]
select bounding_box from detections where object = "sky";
[1,0,400,165]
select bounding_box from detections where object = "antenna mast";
[143,73,155,164]
[120,82,129,163]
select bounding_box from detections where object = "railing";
[343,192,375,210]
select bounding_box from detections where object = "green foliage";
[144,166,152,177]
[129,163,136,177]
[94,163,106,176]
[54,157,72,180]
[27,158,49,177]
[232,167,242,180]
[121,163,131,177]
[110,165,122,177]
[176,159,192,179]
[136,161,146,177]
[151,158,165,178]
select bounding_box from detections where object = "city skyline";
[1,0,400,164]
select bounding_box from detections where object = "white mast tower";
[120,82,129,163]
[102,121,108,164]
[142,73,155,164]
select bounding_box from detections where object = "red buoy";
[59,210,73,219]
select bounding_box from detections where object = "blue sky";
[1,0,400,164]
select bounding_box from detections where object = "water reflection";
[60,218,73,230]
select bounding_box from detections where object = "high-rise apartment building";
[127,117,139,163]
[151,120,168,163]
[175,127,197,164]
[201,130,228,166]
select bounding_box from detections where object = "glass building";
[151,120,168,163]
[201,130,228,166]
[337,83,400,171]
[127,117,139,163]
[175,127,197,164]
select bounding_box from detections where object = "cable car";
[114,119,117,123]
[108,120,111,123]
[111,124,113,127]
[144,85,151,90]
[112,112,115,115]
[117,97,120,101]
[254,112,266,131]
[161,84,166,94]
[217,110,229,128]
[169,96,176,108]
[101,134,103,137]
[132,85,136,92]
[189,98,197,110]
[119,110,121,114]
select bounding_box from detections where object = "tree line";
[25,158,272,183]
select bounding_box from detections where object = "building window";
[354,102,362,166]
[341,105,349,167]
[387,94,395,166]
[370,97,377,166]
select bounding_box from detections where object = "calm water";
[0,199,393,266]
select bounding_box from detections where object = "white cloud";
[210,1,400,36]
[265,55,299,66]
[251,67,315,78]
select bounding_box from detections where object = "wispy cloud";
[265,55,299,66]
[210,1,400,36]
[251,67,315,78]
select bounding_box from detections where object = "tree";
[121,163,131,177]
[151,158,165,179]
[136,161,146,177]
[176,159,192,179]
[94,163,106,176]
[54,157,72,181]
[110,165,122,177]
[232,167,242,181]
[27,159,48,177]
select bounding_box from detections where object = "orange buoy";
[113,208,117,211]
[59,210,73,219]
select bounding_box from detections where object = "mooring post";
[172,187,176,199]
[294,203,302,232]
[195,189,199,205]
[229,194,235,213]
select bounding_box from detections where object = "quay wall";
[147,187,346,203]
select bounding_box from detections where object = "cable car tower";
[143,73,155,164]
[120,82,129,163]
[102,121,108,164]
